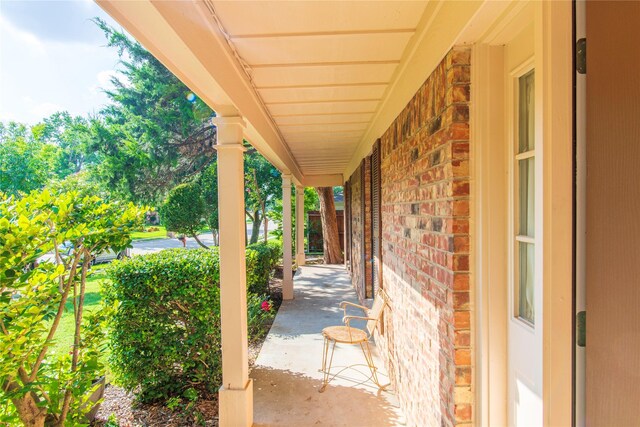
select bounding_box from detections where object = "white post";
[213,116,253,427]
[295,185,306,266]
[282,174,293,300]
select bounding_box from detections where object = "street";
[131,221,277,255]
[131,233,215,255]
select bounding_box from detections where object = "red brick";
[452,218,470,233]
[452,159,469,177]
[453,274,470,291]
[453,292,470,310]
[447,48,471,67]
[454,310,471,329]
[447,65,471,84]
[455,349,471,365]
[346,46,471,427]
[455,404,472,422]
[454,236,470,252]
[448,84,471,104]
[448,123,470,140]
[455,367,471,385]
[452,181,470,196]
[453,200,470,216]
[453,255,469,271]
[455,330,471,347]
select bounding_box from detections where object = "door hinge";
[576,38,587,74]
[576,311,586,347]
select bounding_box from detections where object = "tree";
[316,187,343,264]
[36,111,99,177]
[90,19,217,205]
[269,186,318,248]
[244,152,281,244]
[0,122,59,196]
[160,182,209,248]
[198,162,219,245]
[0,189,143,426]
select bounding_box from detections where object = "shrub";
[0,189,143,426]
[246,241,280,294]
[105,249,221,402]
[160,182,206,242]
[247,293,275,341]
[266,239,283,261]
[105,246,278,403]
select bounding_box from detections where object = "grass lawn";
[49,265,110,357]
[131,226,167,240]
[131,226,212,241]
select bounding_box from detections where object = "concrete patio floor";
[252,264,406,426]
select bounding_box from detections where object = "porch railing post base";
[219,380,253,427]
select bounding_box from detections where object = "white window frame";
[508,58,537,329]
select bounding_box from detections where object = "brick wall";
[346,46,471,426]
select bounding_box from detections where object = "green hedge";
[105,246,278,403]
[246,241,281,294]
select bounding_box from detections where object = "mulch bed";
[93,274,286,427]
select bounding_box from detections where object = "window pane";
[519,70,535,153]
[519,157,535,237]
[518,242,535,324]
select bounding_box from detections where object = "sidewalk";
[251,264,406,426]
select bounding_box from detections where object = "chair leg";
[360,340,387,390]
[319,337,337,393]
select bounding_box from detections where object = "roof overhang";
[97,0,495,186]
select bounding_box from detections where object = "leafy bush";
[246,241,280,294]
[105,249,221,402]
[160,182,206,239]
[266,239,283,261]
[105,246,278,403]
[0,189,143,426]
[247,293,274,341]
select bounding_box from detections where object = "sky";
[0,0,126,125]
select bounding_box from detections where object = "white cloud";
[0,15,45,53]
[97,70,117,87]
[0,110,19,123]
[30,102,64,118]
[0,5,122,125]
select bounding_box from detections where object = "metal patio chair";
[319,288,389,392]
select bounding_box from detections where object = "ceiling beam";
[302,174,344,187]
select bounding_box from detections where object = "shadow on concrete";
[253,367,404,427]
[252,264,406,426]
[266,264,368,339]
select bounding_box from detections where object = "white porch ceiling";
[209,1,428,176]
[97,0,485,186]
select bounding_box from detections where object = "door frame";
[471,1,574,425]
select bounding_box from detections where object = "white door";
[506,44,543,425]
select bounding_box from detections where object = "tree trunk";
[192,233,209,249]
[249,209,261,244]
[5,380,46,427]
[315,187,343,264]
[263,214,269,243]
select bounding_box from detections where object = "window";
[515,70,535,324]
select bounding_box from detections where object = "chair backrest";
[365,289,388,336]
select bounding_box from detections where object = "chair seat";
[322,325,368,343]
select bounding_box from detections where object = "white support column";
[282,174,293,300]
[295,185,306,266]
[213,116,253,427]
